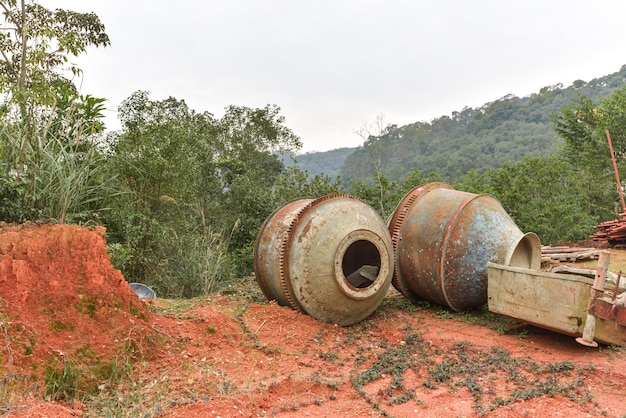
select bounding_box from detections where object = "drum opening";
[342,239,381,289]
[506,232,541,270]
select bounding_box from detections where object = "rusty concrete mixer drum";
[388,182,541,311]
[254,195,393,326]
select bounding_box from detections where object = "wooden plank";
[540,246,599,263]
[551,265,595,277]
[575,250,599,259]
[544,252,596,260]
[541,247,595,254]
[550,266,621,285]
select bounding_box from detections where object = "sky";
[44,0,626,153]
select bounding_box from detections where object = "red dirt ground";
[1,223,625,417]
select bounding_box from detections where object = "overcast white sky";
[45,0,626,152]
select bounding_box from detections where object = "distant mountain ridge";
[288,65,626,185]
[288,147,355,179]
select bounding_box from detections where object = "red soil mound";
[0,223,152,379]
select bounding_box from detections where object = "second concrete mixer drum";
[388,182,541,311]
[254,195,393,325]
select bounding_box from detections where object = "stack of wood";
[541,246,600,264]
[590,213,626,247]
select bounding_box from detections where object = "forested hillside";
[281,147,353,179]
[291,66,626,186]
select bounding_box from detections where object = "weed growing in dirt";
[455,305,529,336]
[82,366,171,417]
[307,371,342,390]
[146,297,205,316]
[38,326,162,416]
[43,353,133,403]
[49,319,71,331]
[380,297,432,312]
[44,358,80,401]
[0,308,43,412]
[235,309,281,354]
[270,374,342,415]
[601,344,624,354]
[77,298,98,318]
[349,333,596,417]
[381,297,529,337]
[0,374,38,413]
[319,351,340,363]
[350,334,421,413]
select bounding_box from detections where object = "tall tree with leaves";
[0,1,110,223]
[0,0,109,106]
[552,85,626,219]
[106,91,305,295]
[0,0,109,173]
[478,157,601,244]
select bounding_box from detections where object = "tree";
[350,114,395,211]
[0,0,109,174]
[458,157,603,245]
[350,173,397,219]
[105,91,305,295]
[210,103,302,276]
[280,167,345,198]
[104,92,223,295]
[0,2,110,223]
[553,86,626,171]
[351,168,441,220]
[0,1,109,107]
[552,85,626,220]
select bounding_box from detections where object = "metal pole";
[606,130,626,213]
[576,250,609,347]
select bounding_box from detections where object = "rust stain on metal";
[299,218,313,243]
[254,195,393,326]
[388,182,541,311]
[590,298,626,325]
